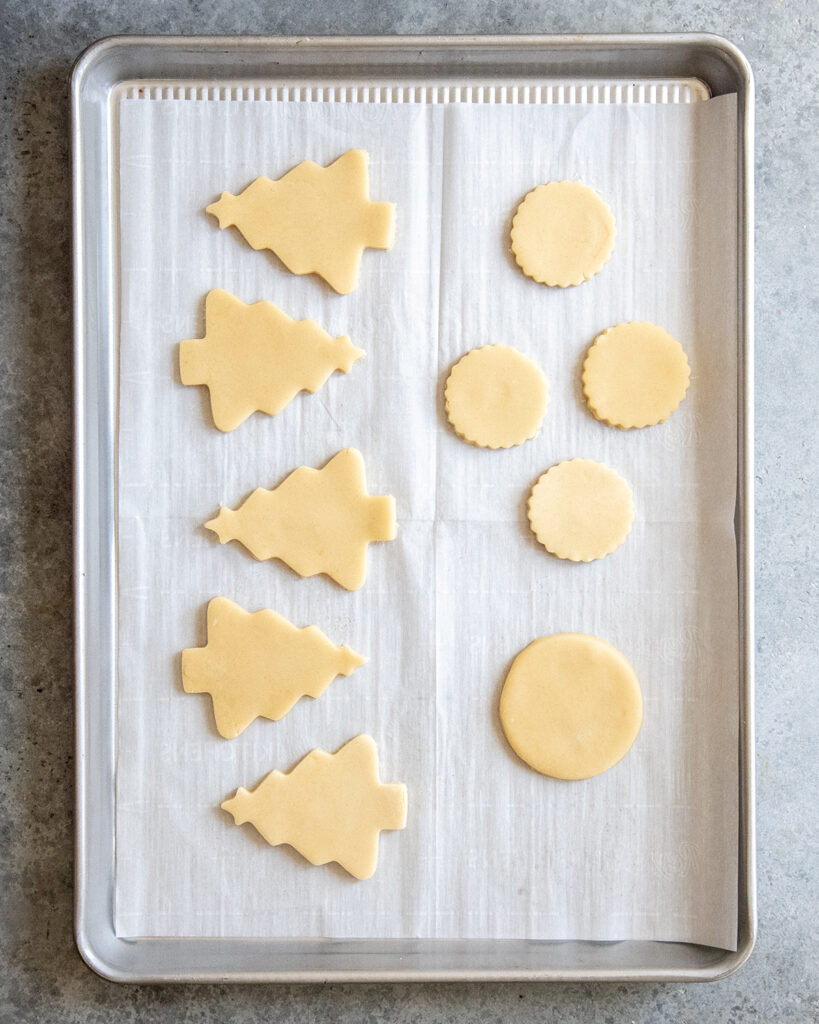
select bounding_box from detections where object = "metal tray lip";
[71,936,748,987]
[73,31,755,984]
[72,39,95,987]
[72,31,754,96]
[72,29,753,52]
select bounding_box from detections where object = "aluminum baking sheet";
[73,34,755,982]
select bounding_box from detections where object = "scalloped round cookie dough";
[583,321,691,429]
[510,181,616,287]
[444,345,548,449]
[499,633,643,780]
[527,458,633,562]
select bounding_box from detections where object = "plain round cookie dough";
[444,345,548,449]
[527,458,634,562]
[510,181,616,287]
[499,633,643,780]
[583,321,691,429]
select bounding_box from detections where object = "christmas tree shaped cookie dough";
[179,289,364,432]
[181,597,366,738]
[205,448,396,591]
[221,734,407,880]
[206,149,396,295]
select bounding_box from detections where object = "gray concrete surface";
[0,1,816,1020]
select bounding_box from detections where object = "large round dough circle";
[499,633,643,780]
[510,181,616,287]
[527,458,634,562]
[583,321,691,429]
[445,344,548,449]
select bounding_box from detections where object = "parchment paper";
[115,91,739,949]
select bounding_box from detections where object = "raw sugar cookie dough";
[499,633,643,780]
[179,289,364,432]
[444,345,548,449]
[207,149,395,295]
[181,597,365,738]
[527,458,634,562]
[510,181,615,287]
[205,448,396,591]
[221,735,407,880]
[583,321,691,429]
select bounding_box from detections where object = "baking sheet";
[115,90,738,950]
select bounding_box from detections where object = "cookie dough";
[510,181,615,287]
[221,734,407,880]
[499,633,642,780]
[582,321,691,429]
[527,458,634,562]
[205,448,396,591]
[181,597,366,738]
[179,289,364,432]
[444,345,548,449]
[206,149,396,295]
